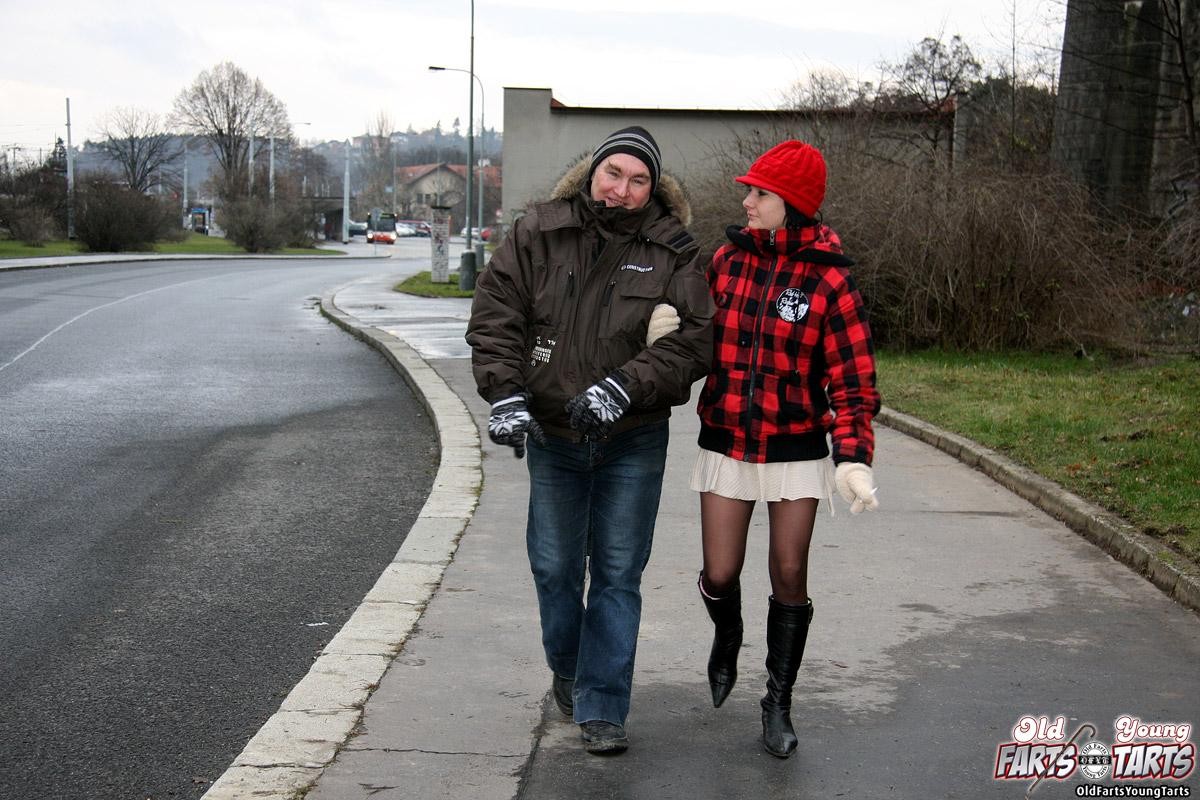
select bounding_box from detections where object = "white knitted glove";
[646,303,681,346]
[835,462,879,514]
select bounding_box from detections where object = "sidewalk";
[209,272,1200,800]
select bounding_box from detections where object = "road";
[0,252,435,799]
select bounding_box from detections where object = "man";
[466,126,713,755]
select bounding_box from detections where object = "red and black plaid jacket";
[697,224,880,464]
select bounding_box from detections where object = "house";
[394,162,501,230]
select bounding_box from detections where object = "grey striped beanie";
[588,126,662,193]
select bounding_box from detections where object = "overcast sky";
[1,0,1065,155]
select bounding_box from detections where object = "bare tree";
[171,62,290,200]
[94,107,181,194]
[780,68,877,111]
[881,35,983,157]
[358,111,395,212]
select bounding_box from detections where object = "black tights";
[700,492,818,605]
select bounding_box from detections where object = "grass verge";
[394,271,475,298]
[1,233,337,258]
[0,240,86,258]
[877,349,1200,566]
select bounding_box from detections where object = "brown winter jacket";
[466,159,715,440]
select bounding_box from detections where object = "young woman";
[691,140,881,758]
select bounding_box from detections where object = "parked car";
[397,220,431,237]
[394,223,417,237]
[460,226,490,240]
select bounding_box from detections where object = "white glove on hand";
[646,303,681,346]
[835,462,879,514]
[488,394,546,459]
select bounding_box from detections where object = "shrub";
[831,161,1146,351]
[223,198,315,252]
[0,162,67,244]
[2,205,57,246]
[75,178,176,252]
[687,124,1177,353]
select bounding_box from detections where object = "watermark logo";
[993,714,1194,797]
[1079,740,1112,781]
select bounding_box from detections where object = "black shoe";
[551,674,574,717]
[580,721,628,755]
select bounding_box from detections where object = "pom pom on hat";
[735,141,826,218]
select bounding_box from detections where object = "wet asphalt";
[0,257,437,799]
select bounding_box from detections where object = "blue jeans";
[525,421,669,725]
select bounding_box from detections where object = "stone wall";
[1052,0,1199,216]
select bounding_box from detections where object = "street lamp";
[429,0,479,290]
[429,64,486,274]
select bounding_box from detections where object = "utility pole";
[65,98,76,239]
[182,137,189,228]
[342,140,350,244]
[460,0,477,291]
[248,124,255,194]
[269,135,276,207]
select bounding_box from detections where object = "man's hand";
[488,394,546,458]
[646,303,680,346]
[835,462,879,514]
[565,374,631,439]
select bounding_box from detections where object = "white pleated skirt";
[690,448,835,503]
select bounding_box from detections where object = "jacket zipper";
[601,280,616,307]
[743,231,778,461]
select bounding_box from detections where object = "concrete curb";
[200,284,482,800]
[877,406,1200,615]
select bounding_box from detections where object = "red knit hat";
[735,140,827,218]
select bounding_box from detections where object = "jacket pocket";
[531,260,574,327]
[779,371,812,427]
[604,272,666,339]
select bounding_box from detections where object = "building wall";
[502,88,829,225]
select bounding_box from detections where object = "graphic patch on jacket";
[533,335,556,364]
[776,288,810,323]
[620,264,654,273]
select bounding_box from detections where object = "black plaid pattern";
[697,225,880,464]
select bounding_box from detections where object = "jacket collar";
[725,224,856,266]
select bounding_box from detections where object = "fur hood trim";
[550,157,692,227]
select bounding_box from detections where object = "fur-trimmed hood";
[549,157,693,228]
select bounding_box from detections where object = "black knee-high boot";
[698,573,743,708]
[761,596,813,758]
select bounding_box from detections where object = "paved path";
[285,274,1199,800]
[12,256,1195,799]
